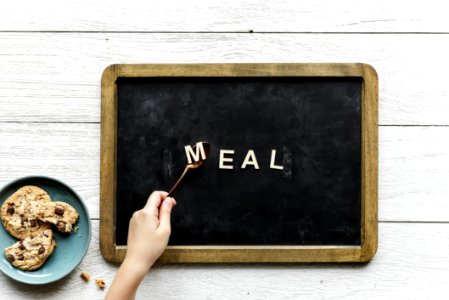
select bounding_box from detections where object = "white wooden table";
[1,1,449,299]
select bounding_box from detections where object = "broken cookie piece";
[95,278,106,289]
[81,271,91,282]
[1,185,52,239]
[3,229,56,271]
[36,201,79,233]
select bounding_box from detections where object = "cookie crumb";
[95,278,106,289]
[81,271,90,282]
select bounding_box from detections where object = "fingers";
[143,191,169,215]
[142,191,176,234]
[158,197,176,234]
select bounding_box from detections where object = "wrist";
[121,257,152,281]
[106,259,147,300]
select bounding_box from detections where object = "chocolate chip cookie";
[4,229,56,271]
[36,201,79,233]
[1,185,52,239]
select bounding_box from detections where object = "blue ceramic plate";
[0,176,91,284]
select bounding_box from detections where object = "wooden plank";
[0,0,448,32]
[0,124,448,222]
[1,221,448,299]
[379,126,449,222]
[0,123,100,219]
[1,33,449,125]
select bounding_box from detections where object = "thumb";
[158,197,174,234]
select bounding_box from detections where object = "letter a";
[241,150,260,169]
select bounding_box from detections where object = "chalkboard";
[100,64,378,263]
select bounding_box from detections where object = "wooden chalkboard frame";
[100,63,378,263]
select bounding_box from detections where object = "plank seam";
[0,121,100,124]
[380,124,449,127]
[0,31,449,34]
[379,220,449,224]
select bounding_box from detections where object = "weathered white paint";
[1,1,449,298]
[1,222,448,300]
[1,33,449,125]
[0,123,100,217]
[0,0,448,32]
[379,126,449,222]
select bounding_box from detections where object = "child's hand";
[124,191,176,274]
[105,191,176,300]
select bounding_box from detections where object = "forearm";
[104,192,173,300]
[105,259,150,300]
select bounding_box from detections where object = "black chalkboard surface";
[100,64,378,263]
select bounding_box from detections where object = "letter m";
[184,142,206,164]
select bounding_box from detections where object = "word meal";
[184,142,284,170]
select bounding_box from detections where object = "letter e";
[219,150,234,169]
